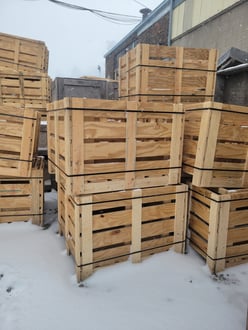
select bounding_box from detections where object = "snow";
[0,190,247,330]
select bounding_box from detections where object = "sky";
[0,0,163,79]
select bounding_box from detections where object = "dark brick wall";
[105,14,169,80]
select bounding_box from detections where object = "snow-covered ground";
[0,190,247,330]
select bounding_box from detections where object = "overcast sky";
[0,0,162,78]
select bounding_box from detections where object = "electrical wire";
[133,0,151,9]
[47,0,142,24]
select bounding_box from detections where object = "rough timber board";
[189,185,248,272]
[0,32,49,73]
[183,102,248,187]
[119,44,218,103]
[60,183,188,282]
[0,105,39,177]
[47,98,183,194]
[0,157,44,226]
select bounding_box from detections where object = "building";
[105,0,171,80]
[105,0,248,80]
[171,0,248,55]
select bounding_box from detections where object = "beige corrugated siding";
[172,0,239,39]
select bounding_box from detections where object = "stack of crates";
[119,44,248,274]
[47,97,189,281]
[183,101,248,273]
[0,32,51,226]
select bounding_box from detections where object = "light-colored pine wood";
[174,184,188,253]
[131,189,142,263]
[0,157,44,225]
[189,185,248,272]
[59,184,188,282]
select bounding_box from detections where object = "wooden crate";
[0,68,51,112]
[59,184,188,282]
[0,104,40,177]
[189,185,248,273]
[0,157,44,226]
[47,97,184,194]
[183,102,248,187]
[0,32,49,73]
[119,43,218,103]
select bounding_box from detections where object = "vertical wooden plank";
[78,195,93,281]
[125,102,137,189]
[57,183,65,236]
[174,47,184,103]
[64,109,72,176]
[207,194,230,273]
[131,189,142,263]
[139,44,149,102]
[14,40,20,69]
[31,158,44,226]
[135,44,142,100]
[71,109,84,175]
[193,108,221,186]
[241,148,248,186]
[54,109,60,181]
[46,111,55,174]
[19,110,36,176]
[174,184,188,253]
[168,103,184,184]
[205,49,218,101]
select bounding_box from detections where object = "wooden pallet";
[0,32,49,73]
[189,185,248,273]
[0,157,44,226]
[0,68,51,112]
[47,97,184,194]
[58,183,188,282]
[119,43,218,103]
[0,104,40,177]
[183,102,248,187]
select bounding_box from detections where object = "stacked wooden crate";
[119,43,218,103]
[183,101,248,272]
[119,43,248,273]
[0,32,50,226]
[47,97,188,281]
[0,32,50,113]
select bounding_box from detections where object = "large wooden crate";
[183,102,248,187]
[119,43,218,103]
[0,105,40,177]
[189,185,248,273]
[47,97,184,194]
[59,184,188,282]
[0,32,49,73]
[0,157,44,226]
[0,68,51,112]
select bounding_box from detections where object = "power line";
[133,0,151,9]
[47,0,142,25]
